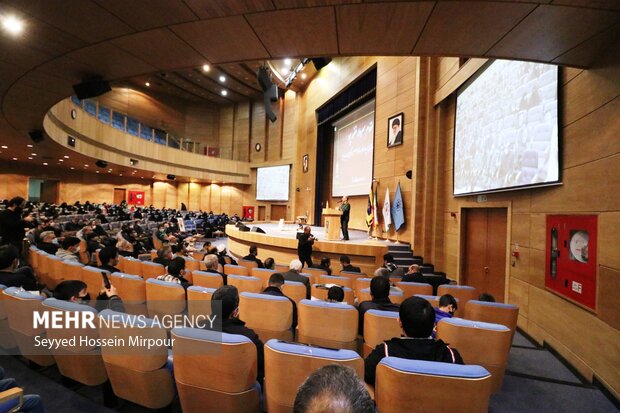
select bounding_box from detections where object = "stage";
[225,223,398,275]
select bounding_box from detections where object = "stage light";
[2,16,24,35]
[145,82,150,87]
[221,90,228,96]
[203,64,210,72]
[219,75,226,82]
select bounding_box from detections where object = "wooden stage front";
[225,223,390,275]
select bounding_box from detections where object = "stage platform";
[226,223,401,275]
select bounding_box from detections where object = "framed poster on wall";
[128,190,145,205]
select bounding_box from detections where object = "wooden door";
[270,205,287,221]
[40,180,59,203]
[462,208,507,302]
[258,206,266,221]
[113,188,126,205]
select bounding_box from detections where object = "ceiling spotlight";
[145,82,150,87]
[27,144,33,148]
[58,159,64,162]
[219,75,226,82]
[202,64,210,72]
[2,16,24,35]
[221,90,228,96]
[31,153,37,156]
[96,171,100,174]
[43,162,48,166]
[12,157,17,160]
[301,73,307,80]
[70,167,75,170]
[28,157,33,160]
[84,164,89,167]
[64,155,69,158]
[1,145,7,149]
[284,58,292,66]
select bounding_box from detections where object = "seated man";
[262,273,297,330]
[156,257,191,288]
[55,236,81,262]
[0,245,38,291]
[54,279,124,312]
[339,255,361,273]
[0,367,44,413]
[263,257,275,270]
[358,276,399,335]
[243,245,264,268]
[153,246,173,267]
[435,294,457,325]
[294,364,375,413]
[278,259,310,299]
[37,230,58,255]
[326,286,344,303]
[212,285,264,386]
[401,264,426,283]
[203,253,227,285]
[216,244,237,266]
[311,256,332,275]
[478,293,496,302]
[98,246,121,273]
[364,296,464,385]
[374,268,403,294]
[382,253,404,277]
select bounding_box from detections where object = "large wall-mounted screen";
[332,100,375,197]
[256,165,290,201]
[454,60,560,196]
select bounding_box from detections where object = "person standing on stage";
[297,226,315,268]
[338,196,350,241]
[0,197,34,256]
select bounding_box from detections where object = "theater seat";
[224,264,250,276]
[187,286,215,319]
[297,299,358,350]
[281,281,306,304]
[0,387,23,412]
[238,259,259,270]
[141,261,166,280]
[240,292,293,341]
[302,267,327,285]
[250,268,277,288]
[396,281,433,298]
[192,270,225,289]
[228,275,262,294]
[436,318,511,393]
[0,284,16,350]
[145,278,186,318]
[354,277,372,297]
[358,288,403,305]
[171,328,261,413]
[318,274,352,289]
[110,272,146,315]
[363,310,401,357]
[121,257,143,277]
[42,298,107,386]
[375,357,492,413]
[98,310,175,409]
[437,285,478,316]
[274,264,289,273]
[81,266,107,298]
[311,285,355,305]
[264,339,363,413]
[184,257,202,272]
[415,294,440,308]
[465,300,519,340]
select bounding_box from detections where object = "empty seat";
[250,268,277,288]
[81,266,107,297]
[42,298,107,386]
[274,264,288,273]
[228,275,262,294]
[436,318,511,393]
[375,358,492,413]
[302,267,327,285]
[192,270,225,289]
[171,328,261,413]
[141,261,166,280]
[465,300,519,340]
[396,281,433,298]
[223,265,249,276]
[0,284,16,350]
[310,285,355,305]
[238,259,259,270]
[437,285,478,315]
[318,275,352,289]
[264,339,363,413]
[297,299,358,350]
[363,309,402,357]
[281,281,306,304]
[145,278,186,318]
[110,272,146,315]
[121,257,143,277]
[239,292,294,342]
[354,277,372,296]
[187,286,215,319]
[183,257,201,273]
[415,294,440,308]
[98,310,175,409]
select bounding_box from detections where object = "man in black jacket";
[243,245,264,268]
[364,296,464,385]
[0,245,38,290]
[357,276,399,335]
[339,255,361,273]
[401,264,426,283]
[297,226,315,268]
[212,285,264,386]
[262,273,297,330]
[0,197,34,255]
[98,246,121,273]
[278,259,310,299]
[204,253,227,285]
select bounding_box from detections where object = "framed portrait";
[387,112,404,148]
[302,154,309,173]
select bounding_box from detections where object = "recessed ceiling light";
[84,164,89,167]
[219,75,226,82]
[281,67,289,75]
[1,146,7,149]
[2,16,24,35]
[28,157,32,160]
[96,171,99,174]
[203,65,210,72]
[301,73,307,79]
[12,157,17,160]
[59,159,63,162]
[145,82,150,87]
[64,155,69,159]
[70,167,75,170]
[221,90,228,96]
[31,153,37,156]
[119,174,122,176]
[27,144,33,148]
[284,58,292,66]
[43,162,48,165]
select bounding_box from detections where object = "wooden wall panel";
[218,105,235,160]
[233,102,250,162]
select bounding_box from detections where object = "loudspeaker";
[67,136,76,147]
[263,89,277,123]
[72,77,111,100]
[406,170,413,179]
[311,57,332,71]
[95,160,108,168]
[28,130,44,143]
[167,174,176,180]
[257,66,272,92]
[251,227,265,234]
[238,224,250,232]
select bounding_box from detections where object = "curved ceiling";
[0,0,618,173]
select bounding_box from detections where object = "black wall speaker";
[72,77,111,100]
[28,130,44,143]
[257,66,272,92]
[263,89,277,123]
[167,174,176,180]
[311,57,332,71]
[251,227,266,234]
[95,160,108,168]
[238,224,250,232]
[406,170,413,180]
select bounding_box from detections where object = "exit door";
[461,208,508,302]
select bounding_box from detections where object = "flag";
[392,181,405,231]
[373,182,379,230]
[383,187,391,232]
[366,184,374,227]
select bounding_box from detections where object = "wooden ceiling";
[0,0,618,176]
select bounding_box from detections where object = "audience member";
[98,246,121,273]
[156,257,191,288]
[364,296,464,385]
[263,257,275,270]
[55,237,81,262]
[435,294,457,326]
[203,253,227,284]
[216,244,237,266]
[358,276,399,335]
[211,285,264,385]
[0,245,38,291]
[401,264,425,283]
[37,230,59,255]
[339,255,361,273]
[297,226,315,268]
[293,364,375,413]
[154,246,173,267]
[262,273,297,330]
[382,253,405,277]
[278,259,310,299]
[0,196,34,255]
[326,286,344,303]
[0,367,44,413]
[312,256,332,275]
[243,245,264,268]
[478,293,496,302]
[54,279,124,312]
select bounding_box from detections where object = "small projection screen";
[332,100,375,197]
[256,165,290,201]
[453,60,560,196]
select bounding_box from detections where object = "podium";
[322,208,342,241]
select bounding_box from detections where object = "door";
[258,206,266,221]
[462,208,507,302]
[40,180,59,203]
[270,205,287,221]
[113,188,126,204]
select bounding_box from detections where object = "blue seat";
[297,299,358,350]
